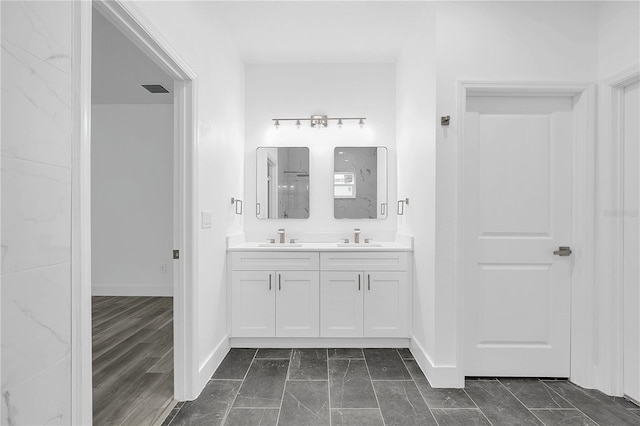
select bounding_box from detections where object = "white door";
[364,271,408,338]
[275,271,320,337]
[231,271,275,337]
[464,96,574,377]
[320,271,364,337]
[623,80,640,402]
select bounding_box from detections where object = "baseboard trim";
[230,337,411,348]
[410,337,462,388]
[197,336,231,393]
[92,285,173,297]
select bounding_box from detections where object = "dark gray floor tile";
[530,409,598,425]
[464,380,543,426]
[431,408,490,426]
[373,381,437,426]
[403,359,427,380]
[396,348,414,359]
[289,349,328,380]
[224,408,279,426]
[631,409,640,418]
[169,380,240,426]
[212,348,256,380]
[233,359,289,408]
[500,378,572,409]
[543,381,640,426]
[328,348,364,359]
[364,348,411,380]
[278,381,330,426]
[413,376,476,408]
[329,359,378,409]
[160,407,180,426]
[255,348,292,359]
[331,408,384,426]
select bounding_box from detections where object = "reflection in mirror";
[334,147,388,219]
[256,147,310,219]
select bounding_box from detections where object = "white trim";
[72,1,200,418]
[230,337,411,348]
[410,337,460,388]
[92,285,173,297]
[455,81,596,388]
[70,1,93,424]
[601,65,640,396]
[198,336,231,391]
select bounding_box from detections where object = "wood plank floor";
[92,296,175,426]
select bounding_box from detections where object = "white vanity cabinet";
[230,252,320,338]
[320,252,409,338]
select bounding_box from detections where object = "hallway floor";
[92,296,175,425]
[162,348,640,426]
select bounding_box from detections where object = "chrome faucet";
[278,228,285,244]
[354,228,361,244]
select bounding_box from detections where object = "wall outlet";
[201,210,213,229]
[160,263,167,273]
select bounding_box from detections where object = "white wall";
[1,0,74,423]
[594,1,640,395]
[395,3,439,383]
[91,104,174,297]
[132,0,245,397]
[244,63,397,241]
[428,1,598,386]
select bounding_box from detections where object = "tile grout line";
[538,380,602,426]
[220,348,259,426]
[459,384,495,426]
[274,349,294,426]
[496,378,549,425]
[399,354,441,426]
[361,349,387,426]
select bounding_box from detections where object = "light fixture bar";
[271,115,366,129]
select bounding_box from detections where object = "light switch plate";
[201,211,212,229]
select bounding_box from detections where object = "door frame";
[71,1,199,423]
[601,66,640,397]
[455,82,596,387]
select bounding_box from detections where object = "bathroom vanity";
[227,242,412,346]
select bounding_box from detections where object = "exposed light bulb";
[274,119,280,130]
[358,118,365,128]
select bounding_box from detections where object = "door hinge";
[173,250,180,260]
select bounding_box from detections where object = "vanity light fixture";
[271,115,366,129]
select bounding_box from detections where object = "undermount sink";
[336,243,383,247]
[258,243,304,247]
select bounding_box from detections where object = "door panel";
[276,271,319,337]
[231,271,275,337]
[464,96,573,377]
[364,271,408,338]
[623,80,640,402]
[320,271,364,337]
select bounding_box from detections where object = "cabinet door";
[364,271,408,338]
[275,271,320,337]
[320,271,364,337]
[231,271,275,337]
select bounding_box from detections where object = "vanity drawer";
[231,251,319,271]
[320,252,408,271]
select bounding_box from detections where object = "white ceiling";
[92,7,173,104]
[207,1,429,63]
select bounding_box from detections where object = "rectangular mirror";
[256,147,310,219]
[334,147,388,219]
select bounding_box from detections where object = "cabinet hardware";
[279,274,282,291]
[269,274,272,290]
[358,274,361,290]
[553,246,572,256]
[368,274,371,290]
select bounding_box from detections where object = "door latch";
[553,246,572,256]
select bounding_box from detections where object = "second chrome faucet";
[278,228,285,244]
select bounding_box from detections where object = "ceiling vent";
[141,84,170,94]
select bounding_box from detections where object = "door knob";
[554,246,572,256]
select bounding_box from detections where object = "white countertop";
[227,241,413,252]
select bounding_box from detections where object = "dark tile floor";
[162,348,640,426]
